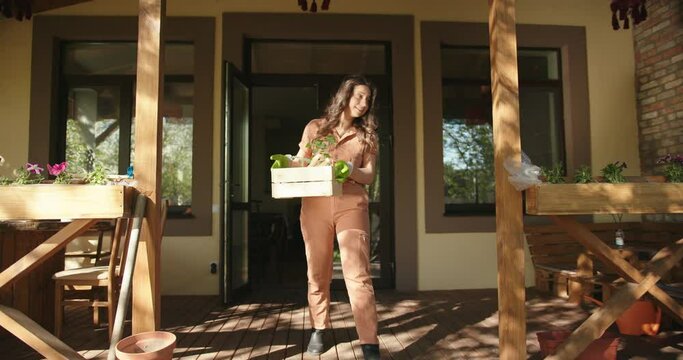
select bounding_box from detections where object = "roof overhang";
[1,0,92,21]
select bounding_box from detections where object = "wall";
[634,0,683,173]
[0,0,641,293]
[0,20,32,177]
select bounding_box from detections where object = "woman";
[293,75,380,359]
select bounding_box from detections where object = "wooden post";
[488,0,526,358]
[132,0,165,333]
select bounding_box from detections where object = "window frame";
[59,72,195,217]
[421,21,590,233]
[30,16,215,236]
[440,45,567,215]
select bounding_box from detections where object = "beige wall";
[0,20,32,178]
[0,0,640,293]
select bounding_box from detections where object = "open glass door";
[221,63,251,303]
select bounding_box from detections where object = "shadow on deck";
[1,288,682,359]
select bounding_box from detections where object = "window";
[441,47,565,214]
[421,22,590,233]
[61,42,195,216]
[30,17,215,236]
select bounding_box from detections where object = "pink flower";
[47,162,68,176]
[25,162,44,175]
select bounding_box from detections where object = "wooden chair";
[53,200,169,339]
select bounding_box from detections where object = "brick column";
[634,0,683,174]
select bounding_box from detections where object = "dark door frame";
[222,12,417,291]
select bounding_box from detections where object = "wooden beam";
[0,219,96,289]
[549,241,683,360]
[488,0,526,358]
[552,216,683,321]
[0,305,85,359]
[132,0,165,333]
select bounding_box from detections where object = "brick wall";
[634,0,683,174]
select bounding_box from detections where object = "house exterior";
[1,0,677,299]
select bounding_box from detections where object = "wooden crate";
[525,183,683,215]
[271,166,342,198]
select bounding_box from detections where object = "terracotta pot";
[616,299,661,336]
[584,296,661,336]
[115,331,176,360]
[537,330,619,360]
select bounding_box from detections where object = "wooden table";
[525,182,683,359]
[0,185,135,359]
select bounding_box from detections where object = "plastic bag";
[503,152,542,191]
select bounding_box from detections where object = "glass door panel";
[222,63,251,303]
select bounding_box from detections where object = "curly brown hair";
[315,75,379,153]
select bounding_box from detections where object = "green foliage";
[443,120,494,204]
[656,154,683,183]
[541,162,565,184]
[12,167,44,185]
[84,163,108,185]
[65,119,96,173]
[306,134,336,159]
[161,118,193,206]
[0,176,12,185]
[573,165,594,184]
[53,171,73,184]
[662,163,683,183]
[600,161,627,183]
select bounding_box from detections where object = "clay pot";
[115,331,176,360]
[585,296,661,336]
[616,299,661,336]
[537,330,619,360]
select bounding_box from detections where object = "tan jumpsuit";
[298,118,379,345]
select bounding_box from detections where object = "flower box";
[0,184,135,221]
[525,183,683,215]
[271,166,341,199]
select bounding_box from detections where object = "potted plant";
[525,160,683,215]
[657,154,683,183]
[600,161,627,183]
[541,162,565,184]
[0,156,136,221]
[573,165,594,184]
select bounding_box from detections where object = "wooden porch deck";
[2,289,682,359]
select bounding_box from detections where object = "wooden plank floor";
[1,289,683,359]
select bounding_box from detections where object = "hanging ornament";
[297,0,332,13]
[610,0,648,30]
[0,0,32,21]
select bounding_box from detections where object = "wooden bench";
[525,222,683,301]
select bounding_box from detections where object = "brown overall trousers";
[298,119,378,345]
